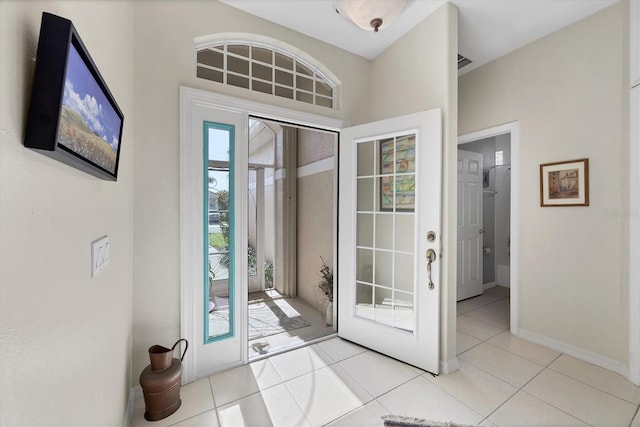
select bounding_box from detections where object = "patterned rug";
[382,416,474,427]
[248,298,310,340]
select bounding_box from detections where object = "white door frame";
[628,0,639,386]
[630,85,639,385]
[179,87,347,382]
[458,122,520,335]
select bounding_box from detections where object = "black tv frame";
[24,12,124,181]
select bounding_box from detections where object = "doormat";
[382,416,474,427]
[248,298,311,340]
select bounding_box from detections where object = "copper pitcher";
[148,338,188,371]
[140,339,189,421]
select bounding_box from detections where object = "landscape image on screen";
[57,42,121,174]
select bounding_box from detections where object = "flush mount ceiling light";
[334,0,408,33]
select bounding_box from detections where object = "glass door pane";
[248,168,258,292]
[355,134,416,332]
[205,123,234,341]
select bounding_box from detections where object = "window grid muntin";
[355,134,417,331]
[196,42,336,109]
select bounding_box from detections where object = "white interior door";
[457,150,483,301]
[338,109,441,374]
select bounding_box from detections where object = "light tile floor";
[132,286,640,426]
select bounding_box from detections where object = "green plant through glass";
[247,245,273,288]
[205,122,234,342]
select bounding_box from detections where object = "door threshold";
[249,332,338,363]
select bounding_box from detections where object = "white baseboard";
[439,357,460,375]
[516,328,630,379]
[123,386,142,427]
[483,281,497,290]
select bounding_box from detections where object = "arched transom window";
[196,35,338,109]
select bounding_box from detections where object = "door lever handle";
[426,249,436,290]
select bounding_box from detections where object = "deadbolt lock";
[426,231,436,243]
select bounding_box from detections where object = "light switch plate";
[91,235,110,278]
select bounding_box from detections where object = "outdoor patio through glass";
[205,122,234,342]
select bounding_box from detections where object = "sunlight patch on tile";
[217,383,310,427]
[285,364,373,426]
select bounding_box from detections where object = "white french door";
[457,149,484,301]
[181,88,443,380]
[338,109,442,374]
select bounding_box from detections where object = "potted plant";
[318,257,333,325]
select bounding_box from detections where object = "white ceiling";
[219,0,618,74]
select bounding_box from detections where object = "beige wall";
[371,3,459,368]
[297,128,336,166]
[132,1,371,379]
[459,2,629,365]
[297,130,336,313]
[0,1,134,425]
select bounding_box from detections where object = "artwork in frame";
[24,12,124,181]
[540,158,589,207]
[379,136,416,211]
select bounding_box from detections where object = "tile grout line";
[209,359,285,411]
[331,354,423,403]
[455,291,522,425]
[208,376,221,426]
[207,354,313,424]
[462,311,510,329]
[482,338,549,364]
[164,377,220,427]
[629,404,639,427]
[537,367,640,421]
[508,353,608,427]
[476,352,595,426]
[327,367,431,423]
[456,327,509,358]
[250,345,371,394]
[457,293,574,426]
[267,346,338,383]
[279,378,315,427]
[325,291,507,425]
[282,359,373,427]
[269,346,376,426]
[457,290,510,312]
[412,372,498,425]
[544,361,640,406]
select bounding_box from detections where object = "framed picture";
[540,158,589,207]
[379,137,416,211]
[24,13,124,181]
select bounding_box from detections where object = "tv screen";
[24,12,124,181]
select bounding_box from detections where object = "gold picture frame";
[540,158,589,207]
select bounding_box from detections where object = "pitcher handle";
[171,338,189,361]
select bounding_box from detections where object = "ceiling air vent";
[458,54,472,70]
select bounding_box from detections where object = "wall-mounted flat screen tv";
[24,12,124,181]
